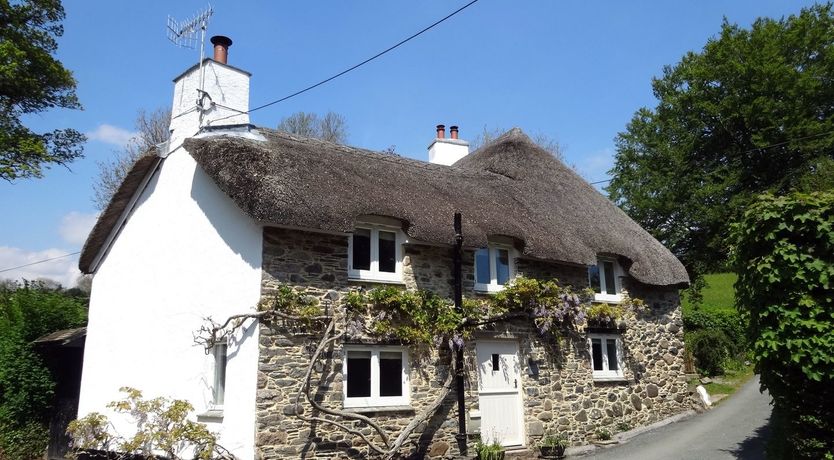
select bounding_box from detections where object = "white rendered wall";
[77,145,263,458]
[428,138,470,165]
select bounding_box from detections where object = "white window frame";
[588,333,625,381]
[211,342,228,409]
[589,257,624,303]
[342,346,410,408]
[474,244,516,293]
[347,223,404,283]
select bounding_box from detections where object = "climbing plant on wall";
[192,276,647,459]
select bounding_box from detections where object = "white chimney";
[168,35,251,149]
[428,124,469,165]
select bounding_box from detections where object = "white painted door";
[476,341,525,446]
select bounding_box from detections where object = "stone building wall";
[255,227,689,459]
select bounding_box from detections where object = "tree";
[732,192,834,458]
[0,281,88,459]
[92,108,170,210]
[0,0,85,181]
[607,4,834,273]
[276,111,348,144]
[470,126,565,161]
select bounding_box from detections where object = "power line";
[0,251,80,274]
[209,0,481,125]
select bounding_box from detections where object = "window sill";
[196,408,224,421]
[343,405,415,414]
[474,283,506,294]
[592,295,623,304]
[592,375,628,383]
[348,277,406,285]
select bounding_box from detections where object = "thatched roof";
[80,127,688,286]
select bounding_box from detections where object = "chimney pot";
[210,35,233,65]
[450,125,459,139]
[436,124,446,139]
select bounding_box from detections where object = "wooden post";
[453,212,467,455]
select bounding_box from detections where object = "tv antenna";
[167,5,214,111]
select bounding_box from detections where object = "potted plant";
[539,433,568,459]
[474,437,505,460]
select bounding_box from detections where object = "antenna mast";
[167,5,214,115]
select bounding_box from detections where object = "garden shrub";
[685,329,736,376]
[732,192,834,459]
[683,309,747,351]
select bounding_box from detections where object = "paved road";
[581,376,772,460]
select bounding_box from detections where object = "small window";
[589,258,622,302]
[212,343,228,406]
[343,347,409,408]
[589,334,624,381]
[348,225,404,282]
[474,244,516,293]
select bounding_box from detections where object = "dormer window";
[589,257,623,302]
[348,222,404,283]
[474,243,516,293]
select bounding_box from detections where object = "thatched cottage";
[76,38,690,459]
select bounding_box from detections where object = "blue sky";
[0,0,821,286]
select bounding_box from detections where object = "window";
[589,257,622,302]
[589,334,624,381]
[343,347,409,408]
[212,342,228,406]
[348,224,403,282]
[474,244,515,293]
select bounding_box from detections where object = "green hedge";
[732,191,834,459]
[683,309,746,349]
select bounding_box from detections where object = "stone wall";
[255,227,689,459]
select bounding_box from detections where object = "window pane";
[591,339,603,371]
[346,351,371,397]
[492,354,500,371]
[495,249,510,285]
[475,249,490,284]
[213,344,227,405]
[603,261,616,295]
[589,264,601,293]
[378,231,396,273]
[379,351,403,397]
[606,339,619,371]
[352,229,371,271]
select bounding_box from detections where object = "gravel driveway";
[579,375,772,460]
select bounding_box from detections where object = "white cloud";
[0,247,81,288]
[87,124,138,147]
[59,211,99,246]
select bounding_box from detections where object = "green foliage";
[732,191,834,458]
[68,387,227,459]
[615,421,631,432]
[682,309,746,351]
[0,281,88,459]
[261,285,321,322]
[594,428,612,441]
[685,329,736,377]
[474,437,504,460]
[539,432,568,448]
[608,4,834,273]
[347,287,462,347]
[0,0,85,181]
